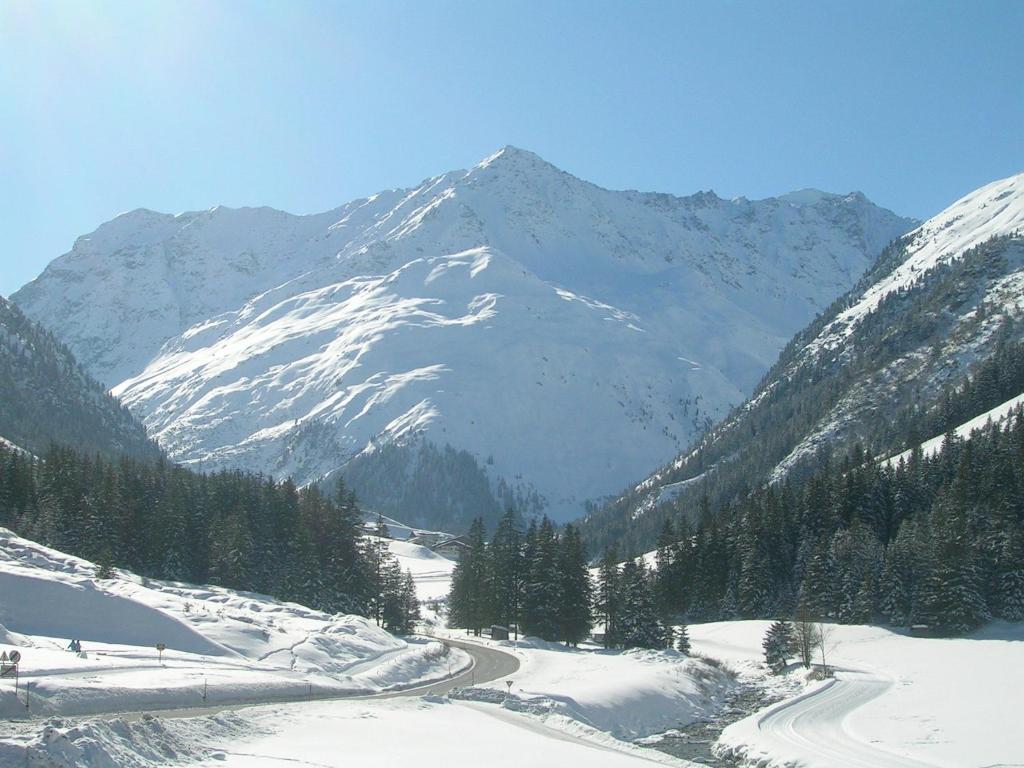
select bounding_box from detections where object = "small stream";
[636,680,787,766]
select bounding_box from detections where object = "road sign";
[8,651,20,664]
[156,643,166,663]
[0,652,7,662]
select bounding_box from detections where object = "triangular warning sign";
[0,651,7,662]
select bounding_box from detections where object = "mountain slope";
[581,170,1024,553]
[12,147,915,524]
[0,296,160,460]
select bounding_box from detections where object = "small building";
[409,532,446,547]
[909,624,935,638]
[431,536,470,560]
[489,625,510,641]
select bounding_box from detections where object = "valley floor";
[4,527,1022,768]
[689,620,1024,768]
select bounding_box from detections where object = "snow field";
[688,620,1024,767]
[0,528,470,719]
[1,697,686,768]
[429,630,736,743]
[367,535,457,602]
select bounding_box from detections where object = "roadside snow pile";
[207,696,680,768]
[456,636,735,741]
[0,528,469,717]
[689,620,1024,768]
[0,713,253,768]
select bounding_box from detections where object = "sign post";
[156,643,166,664]
[1,650,20,692]
[505,679,513,697]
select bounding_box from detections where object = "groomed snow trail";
[721,670,941,768]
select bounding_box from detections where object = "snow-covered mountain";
[12,147,914,524]
[581,170,1024,551]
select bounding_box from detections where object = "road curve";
[107,637,519,722]
[365,637,521,699]
[722,670,939,768]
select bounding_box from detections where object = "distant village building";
[430,536,470,560]
[408,532,446,547]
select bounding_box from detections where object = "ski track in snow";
[739,671,940,768]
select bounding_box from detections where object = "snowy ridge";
[806,171,1024,357]
[13,147,914,521]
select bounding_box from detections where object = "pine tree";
[488,509,524,637]
[557,524,593,645]
[676,624,691,655]
[998,529,1024,620]
[617,558,671,649]
[762,619,796,674]
[521,517,562,640]
[447,518,491,634]
[595,545,621,648]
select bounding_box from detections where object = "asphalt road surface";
[109,636,519,722]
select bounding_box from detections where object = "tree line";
[0,443,419,634]
[451,405,1022,645]
[643,407,1024,635]
[580,235,1024,558]
[447,511,690,651]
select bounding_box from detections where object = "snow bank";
[689,620,1024,768]
[438,632,734,743]
[0,712,253,768]
[0,528,470,717]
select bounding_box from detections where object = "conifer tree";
[521,517,562,640]
[447,518,491,634]
[488,509,524,636]
[557,524,593,645]
[617,558,670,649]
[762,620,796,674]
[595,545,621,648]
[676,624,691,655]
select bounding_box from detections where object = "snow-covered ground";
[0,528,469,719]
[1,628,733,767]
[689,620,1024,768]
[1,696,689,768]
[428,630,734,744]
[368,535,456,602]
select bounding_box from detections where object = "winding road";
[109,637,519,722]
[738,670,939,768]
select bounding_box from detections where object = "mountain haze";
[13,147,915,525]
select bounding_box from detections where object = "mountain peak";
[472,145,564,177]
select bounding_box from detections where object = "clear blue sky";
[2,0,1021,296]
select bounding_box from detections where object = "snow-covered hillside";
[0,527,468,717]
[13,147,914,522]
[769,171,1024,481]
[584,170,1024,547]
[883,391,1024,467]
